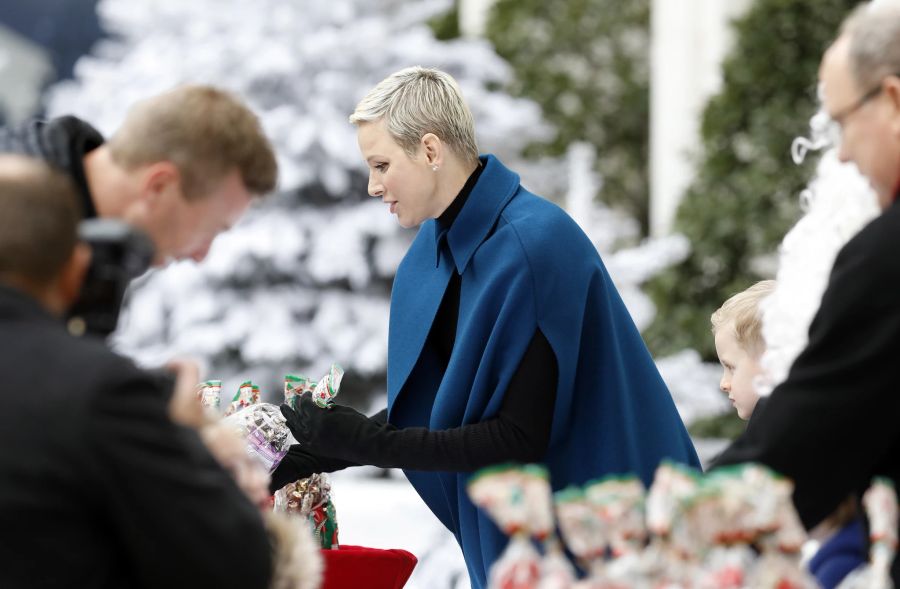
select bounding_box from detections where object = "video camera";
[66,219,155,338]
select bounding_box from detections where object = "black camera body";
[66,219,155,338]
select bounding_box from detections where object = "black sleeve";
[714,222,900,529]
[84,364,272,589]
[347,327,557,471]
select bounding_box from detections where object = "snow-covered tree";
[47,0,720,424]
[46,0,557,402]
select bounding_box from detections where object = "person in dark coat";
[0,155,272,589]
[0,85,277,266]
[274,66,699,588]
[713,2,900,584]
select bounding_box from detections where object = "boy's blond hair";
[710,280,776,356]
[107,85,278,200]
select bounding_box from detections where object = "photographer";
[0,84,277,266]
[0,155,272,588]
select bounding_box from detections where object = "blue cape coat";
[387,155,699,587]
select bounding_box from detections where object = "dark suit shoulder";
[834,202,900,277]
[4,315,166,418]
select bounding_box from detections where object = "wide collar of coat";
[427,154,521,274]
[388,155,521,411]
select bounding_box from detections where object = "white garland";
[756,108,878,396]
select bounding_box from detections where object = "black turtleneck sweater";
[366,164,558,471]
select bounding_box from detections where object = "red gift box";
[320,545,418,589]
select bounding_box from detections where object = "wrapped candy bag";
[646,461,700,541]
[469,465,548,589]
[748,469,817,589]
[585,475,646,558]
[837,478,898,589]
[277,367,343,550]
[311,364,343,409]
[582,475,648,587]
[196,379,222,417]
[221,401,295,472]
[519,464,576,589]
[539,537,577,589]
[284,365,343,411]
[644,461,701,585]
[689,467,759,589]
[274,473,339,550]
[688,465,815,589]
[556,486,609,585]
[284,374,314,408]
[225,380,261,416]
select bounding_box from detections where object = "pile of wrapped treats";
[468,462,897,589]
[195,365,344,549]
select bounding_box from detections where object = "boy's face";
[714,324,763,420]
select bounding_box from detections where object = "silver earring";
[432,165,439,171]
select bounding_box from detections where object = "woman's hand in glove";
[280,394,391,464]
[269,445,356,493]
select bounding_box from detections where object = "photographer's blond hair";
[107,85,277,200]
[710,280,776,356]
[349,67,479,167]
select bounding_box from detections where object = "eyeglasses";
[826,73,900,147]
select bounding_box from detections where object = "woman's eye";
[374,163,388,172]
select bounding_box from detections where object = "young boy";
[710,280,775,421]
[711,279,865,588]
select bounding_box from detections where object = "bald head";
[839,1,900,91]
[0,156,82,288]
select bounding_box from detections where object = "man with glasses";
[714,1,900,583]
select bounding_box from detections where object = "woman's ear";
[421,133,443,168]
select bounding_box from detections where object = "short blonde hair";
[710,280,776,355]
[107,85,277,200]
[349,66,480,167]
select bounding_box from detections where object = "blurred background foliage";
[641,0,858,360]
[485,0,652,234]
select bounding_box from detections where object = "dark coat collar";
[0,283,57,325]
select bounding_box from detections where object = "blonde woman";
[275,67,699,588]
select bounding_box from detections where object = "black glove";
[281,394,408,466]
[269,445,356,493]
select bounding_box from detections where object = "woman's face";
[357,120,439,228]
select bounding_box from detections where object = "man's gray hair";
[349,66,479,166]
[842,1,900,90]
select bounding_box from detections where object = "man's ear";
[58,242,92,311]
[421,133,443,168]
[139,161,181,208]
[886,76,900,138]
